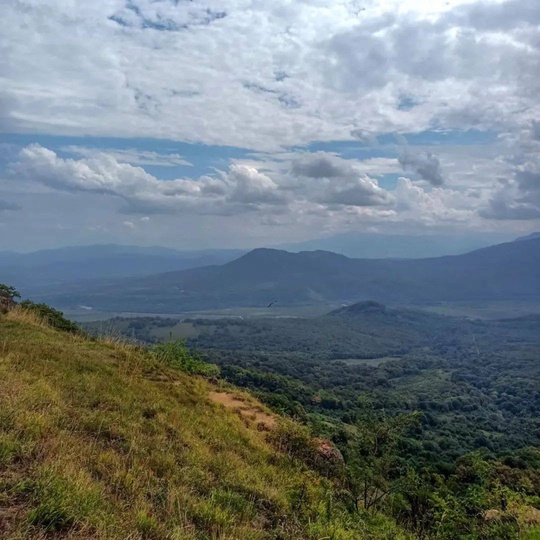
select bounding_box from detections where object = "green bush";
[151,339,220,378]
[0,283,20,300]
[19,300,82,334]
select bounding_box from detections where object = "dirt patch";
[209,391,276,430]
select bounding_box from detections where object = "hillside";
[35,238,540,313]
[0,308,408,540]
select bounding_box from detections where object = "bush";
[151,339,220,377]
[0,283,20,300]
[19,301,82,335]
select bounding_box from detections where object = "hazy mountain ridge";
[0,244,245,290]
[30,237,540,313]
[279,232,516,259]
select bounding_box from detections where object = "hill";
[0,307,409,539]
[0,244,243,292]
[35,238,540,313]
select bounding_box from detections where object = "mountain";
[515,232,540,242]
[1,308,400,539]
[32,238,540,313]
[0,244,244,291]
[279,232,515,258]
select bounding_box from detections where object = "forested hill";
[34,237,540,312]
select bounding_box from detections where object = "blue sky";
[1,0,539,251]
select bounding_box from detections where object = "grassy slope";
[0,309,408,540]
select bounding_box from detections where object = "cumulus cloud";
[319,176,393,207]
[394,177,474,223]
[10,145,288,216]
[292,153,349,179]
[291,152,394,207]
[481,123,540,220]
[398,149,445,186]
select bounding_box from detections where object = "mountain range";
[0,244,244,289]
[26,236,540,313]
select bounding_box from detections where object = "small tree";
[0,283,21,300]
[344,408,420,513]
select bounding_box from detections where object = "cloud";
[63,146,192,167]
[227,164,286,205]
[394,177,474,223]
[10,144,287,216]
[292,153,350,179]
[0,200,21,212]
[1,0,539,151]
[481,123,540,220]
[319,176,394,207]
[122,221,136,229]
[350,129,378,145]
[398,149,445,186]
[291,152,394,207]
[532,121,540,141]
[480,192,540,220]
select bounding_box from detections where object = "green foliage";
[151,338,220,378]
[0,309,417,539]
[80,311,540,539]
[344,411,421,513]
[19,300,82,334]
[0,283,20,300]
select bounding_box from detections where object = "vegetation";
[83,308,540,538]
[19,299,82,334]
[151,338,220,378]
[0,306,412,539]
[0,283,20,300]
[2,289,539,539]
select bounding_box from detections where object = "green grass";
[0,307,411,540]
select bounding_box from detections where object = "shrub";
[19,300,82,334]
[151,339,220,377]
[0,283,20,300]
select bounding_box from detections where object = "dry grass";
[208,392,276,431]
[0,308,410,540]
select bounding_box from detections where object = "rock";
[313,438,344,465]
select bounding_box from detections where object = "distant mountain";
[0,244,244,292]
[279,232,515,258]
[328,300,388,317]
[34,238,540,313]
[514,232,540,242]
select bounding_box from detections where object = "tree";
[344,408,420,513]
[0,283,21,300]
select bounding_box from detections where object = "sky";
[1,0,539,251]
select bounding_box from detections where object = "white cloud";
[1,0,539,150]
[10,144,291,216]
[291,152,394,207]
[481,122,540,220]
[63,146,192,167]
